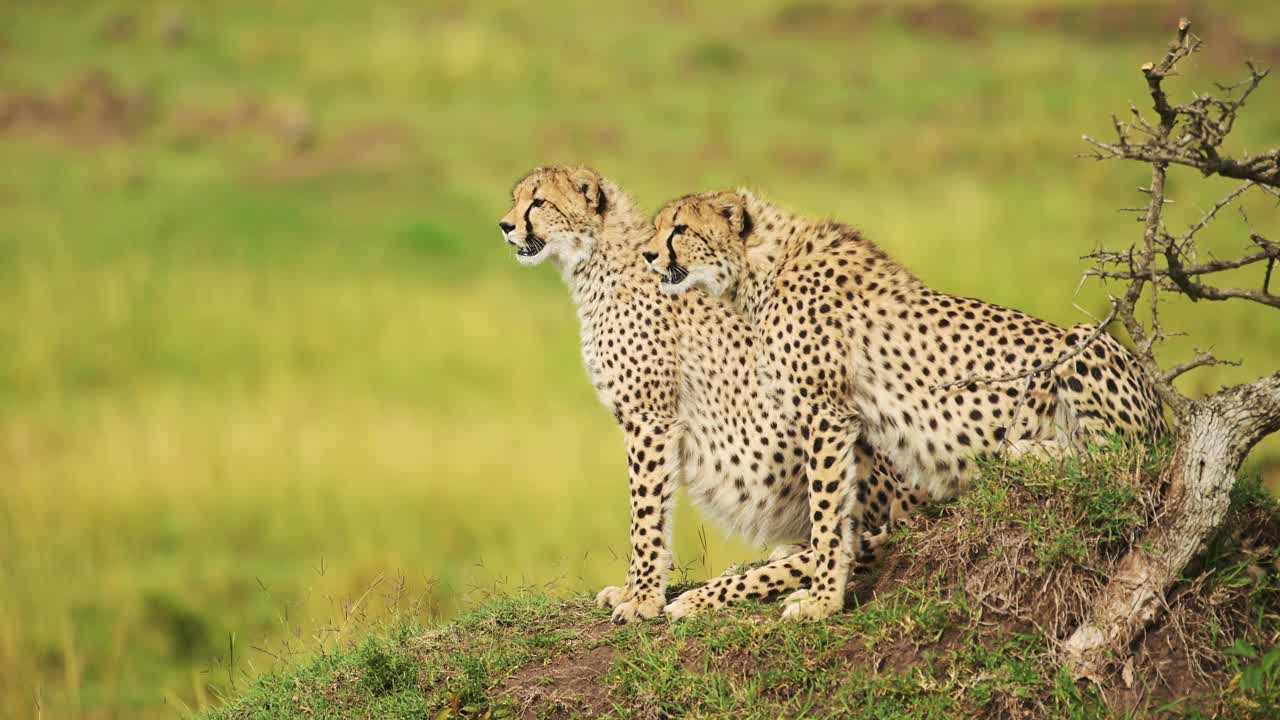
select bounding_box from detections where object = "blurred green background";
[2,1,1278,718]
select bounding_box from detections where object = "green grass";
[3,2,1280,718]
[953,438,1169,567]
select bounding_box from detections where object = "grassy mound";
[206,443,1280,719]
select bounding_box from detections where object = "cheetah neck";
[733,251,781,323]
[553,183,649,323]
[729,192,794,323]
[728,193,924,323]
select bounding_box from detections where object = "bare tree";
[1057,18,1280,680]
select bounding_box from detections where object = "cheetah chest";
[673,353,811,547]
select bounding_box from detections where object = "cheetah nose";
[498,221,516,234]
[642,251,658,264]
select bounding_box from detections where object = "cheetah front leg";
[594,418,678,624]
[782,412,858,622]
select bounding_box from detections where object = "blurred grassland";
[1,1,1279,718]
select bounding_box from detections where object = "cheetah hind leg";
[666,526,889,622]
[1051,323,1170,446]
[855,522,892,565]
[777,526,889,571]
[1004,438,1064,460]
[767,542,808,563]
[711,543,806,579]
[665,550,815,622]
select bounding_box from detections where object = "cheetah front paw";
[781,591,841,621]
[611,594,664,624]
[595,585,631,610]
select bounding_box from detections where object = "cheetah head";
[642,191,752,298]
[499,166,609,269]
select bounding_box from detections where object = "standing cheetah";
[642,190,1168,620]
[498,168,920,623]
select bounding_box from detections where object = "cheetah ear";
[569,168,608,216]
[717,194,753,242]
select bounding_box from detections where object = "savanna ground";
[1,2,1278,718]
[208,444,1280,719]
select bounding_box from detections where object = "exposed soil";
[897,2,984,42]
[766,0,1280,65]
[255,122,420,181]
[770,1,984,42]
[0,73,420,182]
[0,70,152,145]
[170,97,311,147]
[1024,2,1280,66]
[499,619,619,720]
[501,645,617,720]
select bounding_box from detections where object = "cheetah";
[498,168,921,623]
[642,190,1168,620]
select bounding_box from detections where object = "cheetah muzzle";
[660,263,689,288]
[642,249,690,291]
[515,234,547,260]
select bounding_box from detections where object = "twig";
[932,304,1120,392]
[1180,182,1255,245]
[1140,17,1198,126]
[1161,351,1242,382]
[1167,248,1279,277]
[1002,375,1036,453]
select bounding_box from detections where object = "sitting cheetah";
[498,168,921,623]
[642,190,1168,620]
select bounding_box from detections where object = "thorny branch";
[1100,17,1280,410]
[1082,25,1279,191]
[1080,228,1280,303]
[1061,17,1280,685]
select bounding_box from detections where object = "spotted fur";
[500,169,922,623]
[644,190,1169,620]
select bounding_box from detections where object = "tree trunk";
[1062,371,1280,680]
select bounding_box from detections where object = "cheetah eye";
[673,224,688,235]
[531,198,545,208]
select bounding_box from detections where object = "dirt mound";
[869,443,1280,715]
[494,444,1280,718]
